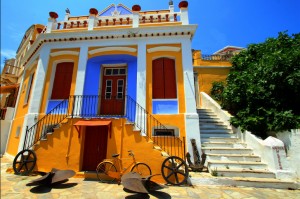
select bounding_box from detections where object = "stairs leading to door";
[196,108,298,189]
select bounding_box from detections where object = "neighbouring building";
[193,46,244,107]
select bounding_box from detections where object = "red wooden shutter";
[163,58,177,98]
[51,62,74,99]
[152,58,165,99]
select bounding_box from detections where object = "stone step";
[202,142,247,148]
[200,123,230,129]
[197,108,213,113]
[201,129,232,134]
[198,115,218,119]
[199,118,221,122]
[206,154,261,162]
[208,168,276,178]
[201,137,239,143]
[201,134,237,139]
[202,148,253,155]
[208,160,268,170]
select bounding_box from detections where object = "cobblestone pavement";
[1,155,300,199]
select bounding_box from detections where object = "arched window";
[51,62,74,99]
[152,57,177,99]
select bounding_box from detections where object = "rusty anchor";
[186,139,206,172]
[121,172,164,194]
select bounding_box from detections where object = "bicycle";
[96,150,152,183]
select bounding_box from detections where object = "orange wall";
[6,65,37,155]
[34,118,171,182]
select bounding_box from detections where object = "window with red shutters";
[152,58,177,99]
[51,62,74,99]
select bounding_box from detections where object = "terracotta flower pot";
[132,5,141,12]
[179,1,188,8]
[89,8,98,15]
[49,12,58,19]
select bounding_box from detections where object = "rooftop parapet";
[45,1,189,33]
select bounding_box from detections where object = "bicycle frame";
[105,151,138,179]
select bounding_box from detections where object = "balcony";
[201,54,234,61]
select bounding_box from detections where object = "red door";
[100,68,126,115]
[82,126,108,171]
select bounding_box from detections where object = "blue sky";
[1,0,300,70]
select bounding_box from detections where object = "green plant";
[226,165,229,169]
[221,31,300,138]
[211,167,218,176]
[210,81,226,103]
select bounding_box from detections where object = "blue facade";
[82,54,137,117]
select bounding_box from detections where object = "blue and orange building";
[3,1,202,178]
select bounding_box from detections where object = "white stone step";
[208,160,268,170]
[201,129,232,134]
[202,142,247,148]
[200,123,229,129]
[201,137,239,143]
[201,134,237,139]
[207,154,261,162]
[199,118,221,123]
[209,168,276,178]
[202,147,253,155]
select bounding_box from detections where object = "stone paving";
[1,155,300,199]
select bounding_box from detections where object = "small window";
[105,69,112,75]
[120,68,126,75]
[105,80,112,99]
[113,69,119,75]
[117,80,124,99]
[24,72,35,104]
[15,126,21,137]
[104,68,126,76]
[154,129,175,136]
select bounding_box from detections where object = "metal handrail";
[23,95,184,158]
[201,54,233,61]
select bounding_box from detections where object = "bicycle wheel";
[131,163,152,177]
[96,162,117,183]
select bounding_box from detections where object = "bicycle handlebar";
[128,150,134,157]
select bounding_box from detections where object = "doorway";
[100,67,126,115]
[82,126,108,171]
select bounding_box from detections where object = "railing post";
[183,136,186,160]
[47,12,59,33]
[179,1,189,25]
[23,126,29,150]
[132,5,141,28]
[71,96,76,118]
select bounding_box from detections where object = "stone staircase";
[196,108,299,189]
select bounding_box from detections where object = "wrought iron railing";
[201,54,233,61]
[23,98,70,150]
[23,95,185,158]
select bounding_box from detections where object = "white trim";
[194,66,231,69]
[89,47,137,55]
[147,46,181,53]
[50,51,79,57]
[102,63,127,67]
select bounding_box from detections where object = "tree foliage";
[220,32,300,137]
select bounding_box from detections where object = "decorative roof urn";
[132,5,141,12]
[179,1,188,8]
[89,8,98,15]
[49,12,59,19]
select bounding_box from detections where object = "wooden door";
[100,68,126,115]
[82,126,108,171]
